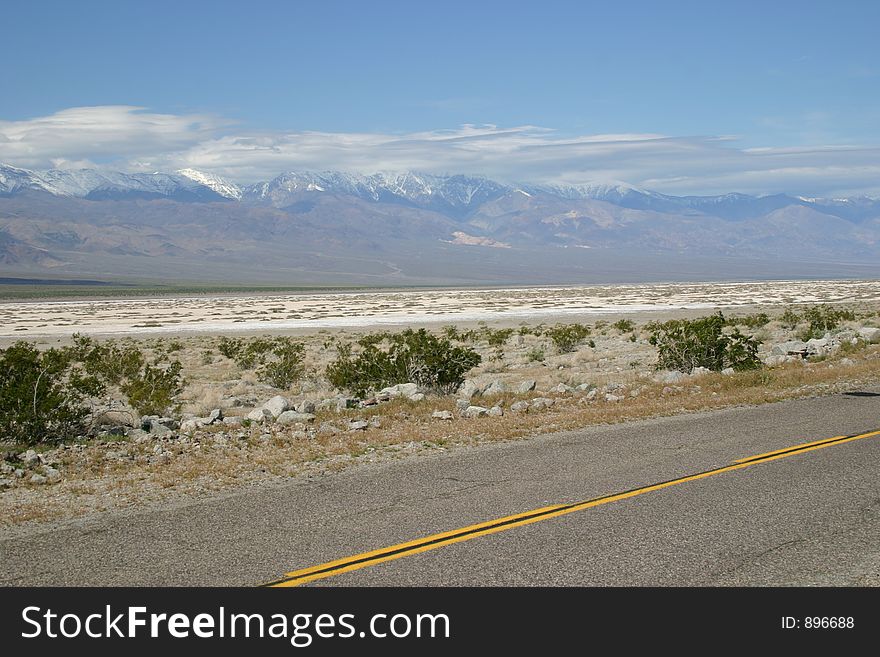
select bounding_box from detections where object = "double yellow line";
[266,428,880,587]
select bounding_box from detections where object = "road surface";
[2,389,879,586]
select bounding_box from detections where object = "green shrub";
[612,319,636,332]
[648,312,760,373]
[258,339,306,389]
[545,323,591,354]
[726,313,770,329]
[71,335,183,416]
[326,328,481,397]
[798,305,856,340]
[218,336,306,388]
[526,347,546,363]
[0,342,100,445]
[779,308,801,330]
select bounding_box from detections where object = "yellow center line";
[265,428,880,587]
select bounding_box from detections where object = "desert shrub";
[545,323,592,354]
[120,361,184,416]
[726,313,770,329]
[779,308,801,330]
[0,342,101,445]
[258,339,306,389]
[526,347,546,363]
[648,312,760,373]
[326,328,481,397]
[612,319,636,332]
[798,305,856,340]
[71,335,183,416]
[217,336,306,387]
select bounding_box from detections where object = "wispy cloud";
[1,105,879,196]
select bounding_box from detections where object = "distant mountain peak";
[177,168,242,199]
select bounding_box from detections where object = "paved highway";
[2,389,879,586]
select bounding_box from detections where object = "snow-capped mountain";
[177,169,242,200]
[0,164,232,202]
[243,170,510,216]
[2,162,879,222]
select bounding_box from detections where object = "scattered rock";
[690,367,712,377]
[44,466,61,481]
[149,423,174,437]
[510,401,530,412]
[575,383,593,392]
[529,397,555,410]
[20,450,39,467]
[379,382,419,398]
[584,388,598,400]
[295,400,316,414]
[458,379,481,399]
[246,407,274,423]
[839,358,855,367]
[369,417,382,428]
[222,416,243,428]
[721,367,735,376]
[488,406,504,417]
[605,394,623,403]
[179,419,199,433]
[858,327,880,344]
[431,410,454,421]
[208,408,223,423]
[348,420,369,431]
[276,411,316,425]
[336,397,360,412]
[0,478,12,488]
[262,395,290,418]
[483,380,507,396]
[463,406,489,418]
[657,371,687,384]
[408,393,426,402]
[517,380,537,393]
[29,473,48,485]
[553,383,573,394]
[771,340,808,357]
[455,398,471,411]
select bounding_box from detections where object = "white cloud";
[1,105,879,197]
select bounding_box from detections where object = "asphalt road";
[2,389,879,586]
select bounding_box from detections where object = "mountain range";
[1,163,878,285]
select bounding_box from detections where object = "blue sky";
[1,0,879,195]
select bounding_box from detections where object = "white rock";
[483,380,507,396]
[348,420,369,431]
[29,473,48,485]
[605,394,623,402]
[458,380,481,399]
[431,410,454,421]
[463,406,489,418]
[379,382,419,398]
[517,380,537,393]
[488,406,504,417]
[262,395,290,418]
[295,400,316,414]
[771,341,808,356]
[408,393,426,402]
[455,398,471,411]
[222,416,243,427]
[658,371,687,384]
[721,367,735,376]
[208,408,223,423]
[690,367,712,377]
[553,383,573,394]
[857,327,880,344]
[246,407,274,423]
[276,411,316,425]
